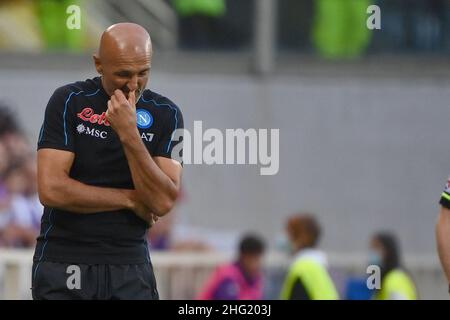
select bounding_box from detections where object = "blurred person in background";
[172,0,226,49]
[0,105,42,247]
[36,0,86,52]
[280,213,339,300]
[0,105,21,136]
[148,211,174,250]
[437,175,450,297]
[0,139,11,246]
[197,234,266,300]
[312,0,371,59]
[403,0,446,52]
[369,232,417,300]
[148,189,211,252]
[0,106,18,243]
[1,158,41,247]
[0,105,30,160]
[0,0,44,51]
[148,211,210,252]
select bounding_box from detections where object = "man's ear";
[93,54,102,74]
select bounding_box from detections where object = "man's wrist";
[119,128,140,145]
[122,189,136,211]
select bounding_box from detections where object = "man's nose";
[127,75,139,92]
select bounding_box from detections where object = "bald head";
[98,23,152,62]
[94,23,152,98]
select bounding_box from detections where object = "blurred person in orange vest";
[197,234,266,300]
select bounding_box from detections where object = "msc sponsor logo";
[76,124,108,139]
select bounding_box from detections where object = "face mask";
[276,234,296,255]
[368,250,382,267]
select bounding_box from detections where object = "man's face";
[95,52,151,101]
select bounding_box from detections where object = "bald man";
[32,23,183,300]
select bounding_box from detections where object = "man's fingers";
[113,89,135,109]
[148,213,159,226]
[107,98,115,116]
[113,89,130,108]
[106,100,112,118]
[110,94,118,109]
[114,89,126,101]
[128,90,136,109]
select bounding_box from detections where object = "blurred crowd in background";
[0,0,442,300]
[0,102,209,251]
[0,105,41,248]
[0,103,417,299]
[0,0,449,57]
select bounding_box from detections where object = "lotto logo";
[77,107,110,127]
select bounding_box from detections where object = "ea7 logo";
[141,132,154,142]
[66,265,81,290]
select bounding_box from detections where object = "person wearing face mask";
[280,213,339,300]
[369,232,417,300]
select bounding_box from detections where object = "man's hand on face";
[106,89,138,140]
